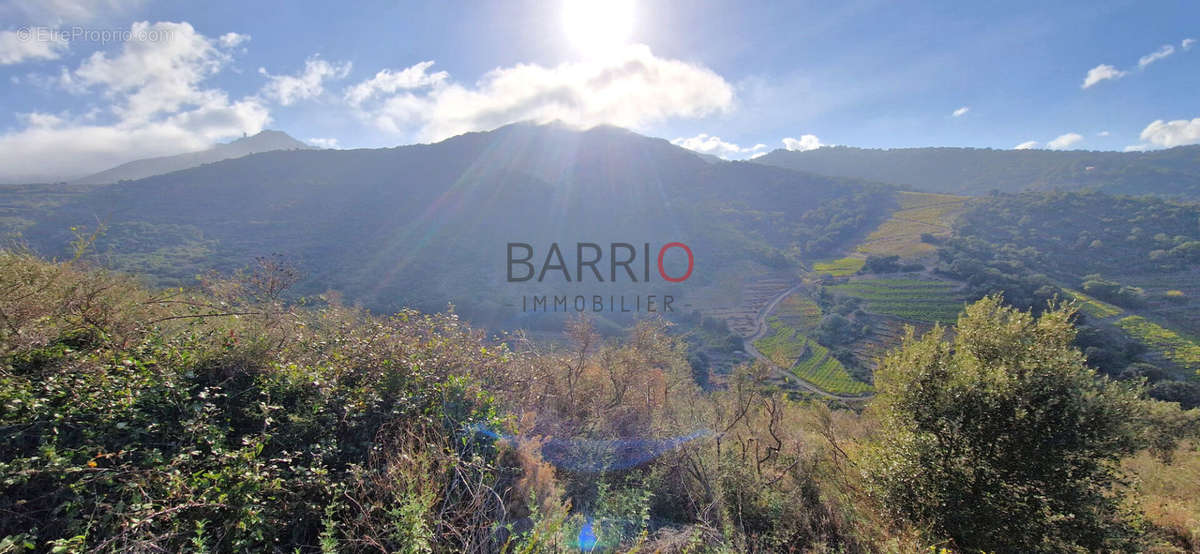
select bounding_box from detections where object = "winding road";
[743,283,873,402]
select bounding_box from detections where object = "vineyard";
[1065,288,1124,319]
[855,191,968,258]
[790,337,873,395]
[773,293,823,331]
[1115,315,1200,372]
[828,278,964,324]
[754,318,810,367]
[812,257,864,277]
[754,318,873,395]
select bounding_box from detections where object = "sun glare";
[561,0,635,57]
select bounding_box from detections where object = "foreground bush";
[863,296,1198,552]
[0,251,518,551]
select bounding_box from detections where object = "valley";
[4,124,1198,402]
[3,122,1199,552]
[5,3,1200,550]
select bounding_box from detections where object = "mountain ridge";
[15,122,892,329]
[754,143,1200,198]
[71,130,315,185]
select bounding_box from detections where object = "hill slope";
[15,123,892,329]
[71,130,316,184]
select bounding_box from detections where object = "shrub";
[864,296,1160,552]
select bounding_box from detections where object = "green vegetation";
[1116,316,1200,371]
[1065,288,1124,319]
[753,318,809,367]
[935,190,1200,386]
[865,297,1199,552]
[755,318,871,395]
[812,256,864,276]
[3,253,1198,552]
[0,251,915,552]
[828,278,963,324]
[0,251,514,552]
[789,340,872,395]
[942,191,1199,318]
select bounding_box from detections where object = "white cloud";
[0,27,68,64]
[1137,117,1200,148]
[218,32,249,48]
[0,21,269,181]
[782,134,822,152]
[1138,44,1175,69]
[345,44,734,141]
[1097,130,1110,137]
[71,21,238,122]
[1082,64,1126,88]
[259,56,351,106]
[670,133,766,160]
[1047,132,1083,150]
[307,137,338,149]
[1013,141,1039,150]
[344,61,448,107]
[1082,40,1194,89]
[952,106,969,117]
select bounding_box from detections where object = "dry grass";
[1125,443,1200,551]
[856,192,968,259]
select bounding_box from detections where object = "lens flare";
[577,517,598,551]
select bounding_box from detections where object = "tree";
[863,296,1151,552]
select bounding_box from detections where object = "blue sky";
[0,0,1197,180]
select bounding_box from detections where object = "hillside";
[71,130,316,185]
[755,144,1200,198]
[743,187,1200,410]
[935,191,1200,378]
[9,123,893,331]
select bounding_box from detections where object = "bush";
[860,254,902,274]
[1164,289,1188,304]
[0,251,516,552]
[864,296,1161,552]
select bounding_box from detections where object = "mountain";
[754,144,1200,198]
[15,122,892,330]
[71,130,316,185]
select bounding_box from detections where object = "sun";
[561,0,635,58]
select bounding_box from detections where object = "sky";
[0,0,1198,181]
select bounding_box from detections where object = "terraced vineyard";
[707,277,794,337]
[1115,315,1200,372]
[773,294,823,331]
[1064,288,1124,319]
[829,278,964,324]
[754,317,873,395]
[856,191,968,258]
[790,338,873,395]
[812,257,864,276]
[754,318,810,367]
